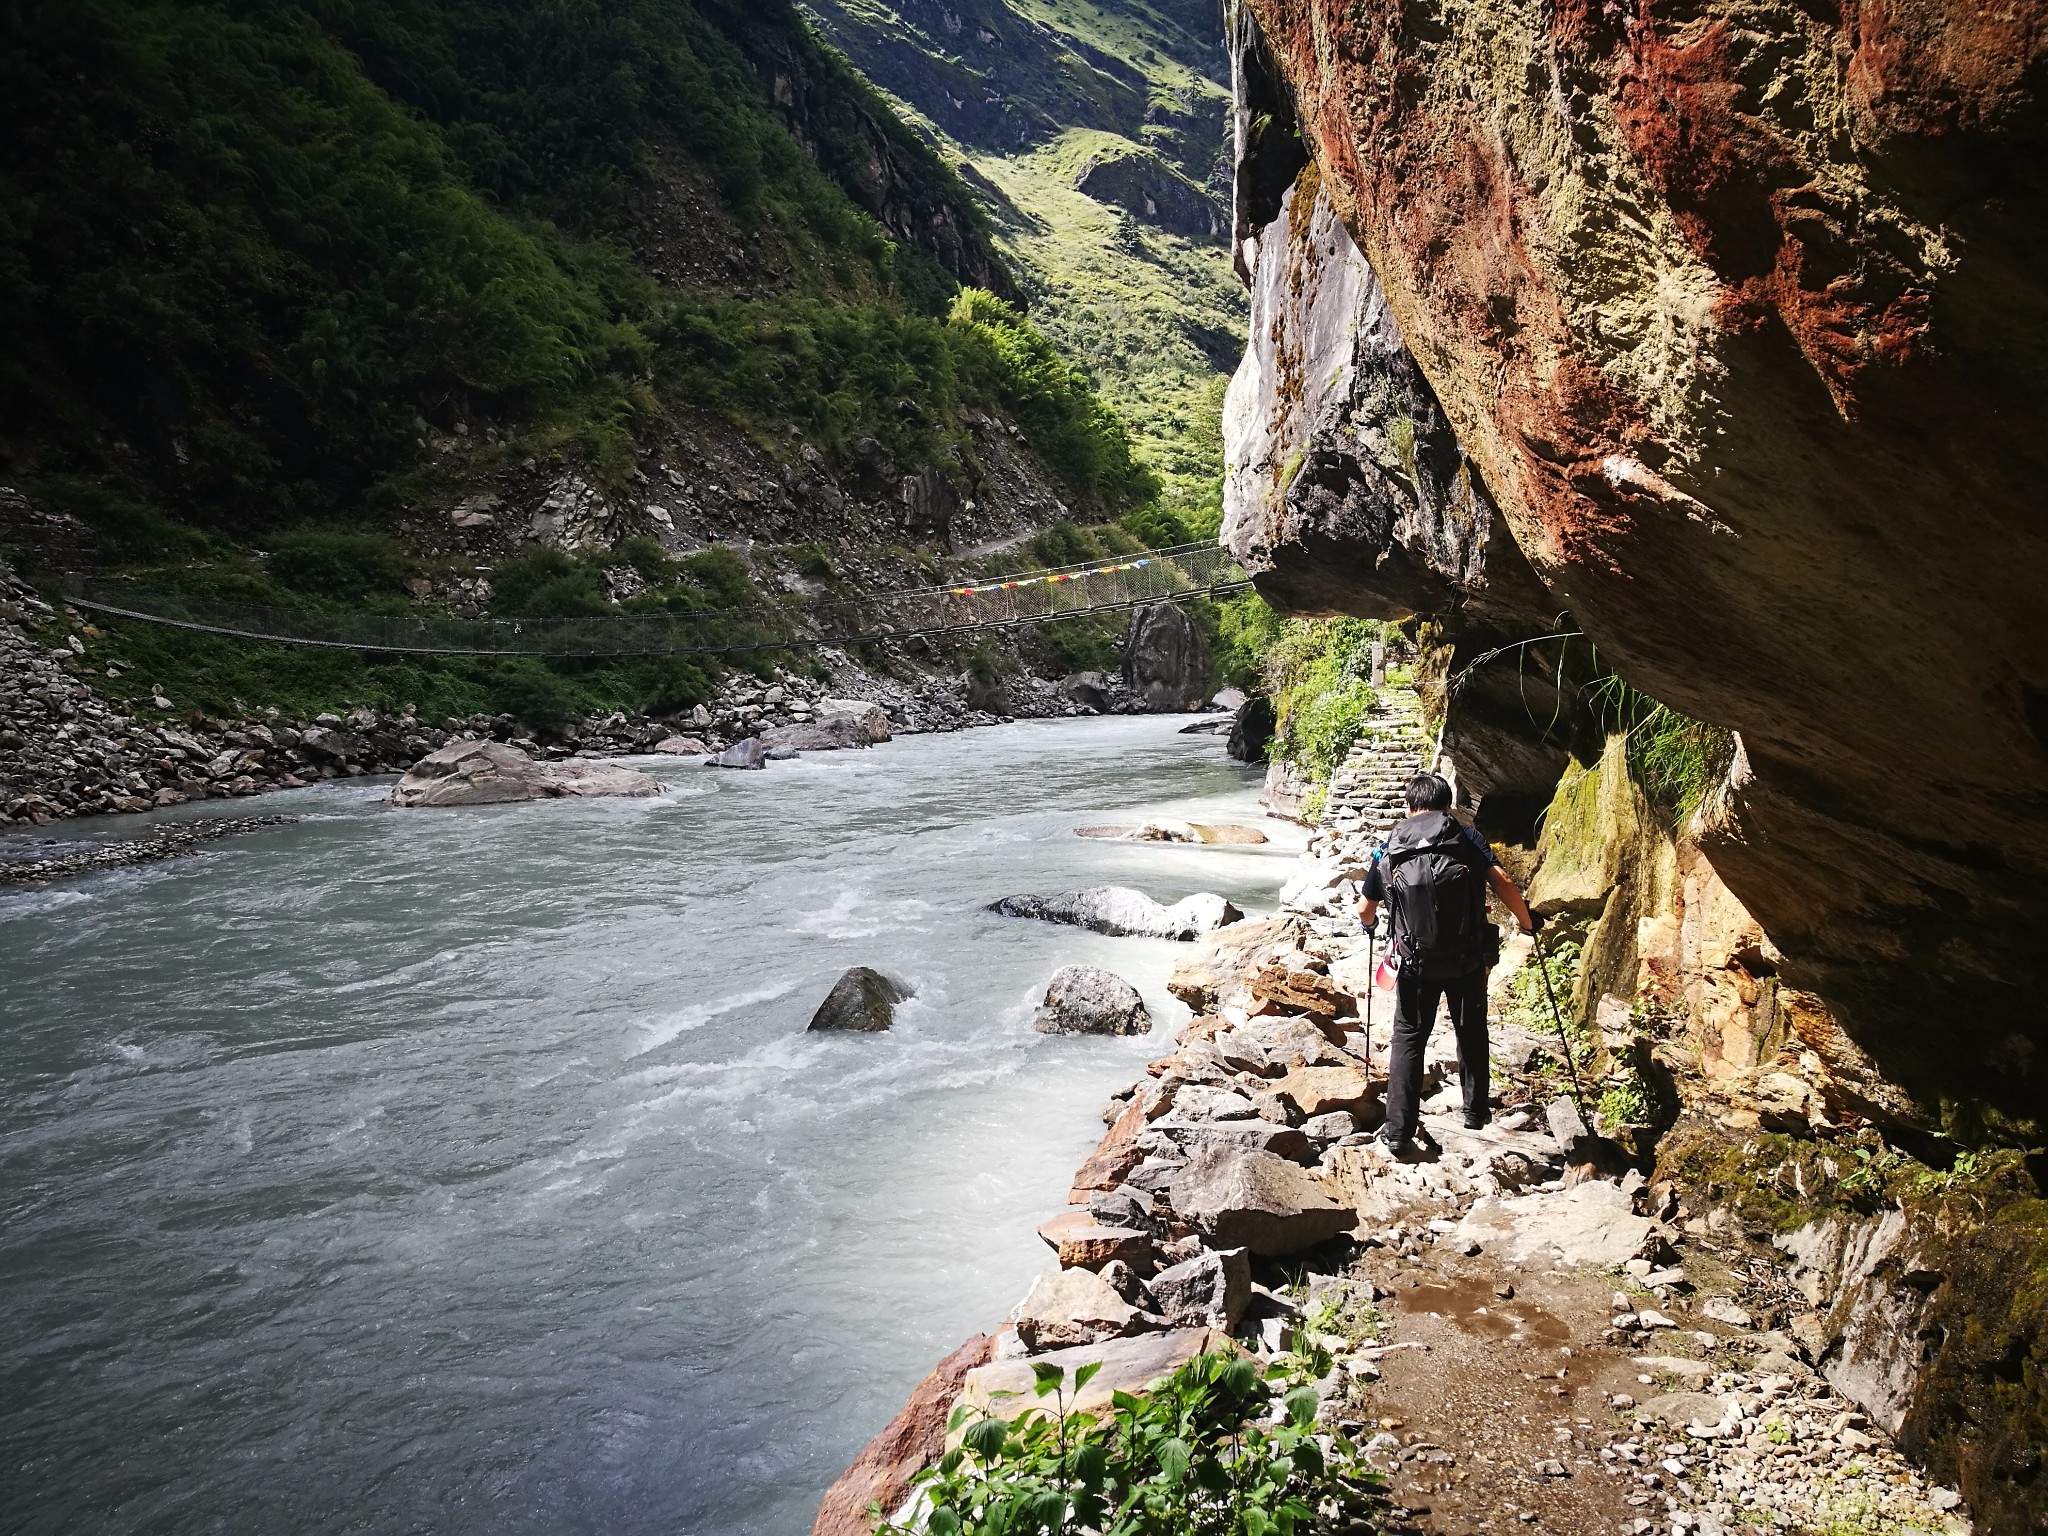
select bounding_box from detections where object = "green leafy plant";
[877,1350,1381,1536]
[1262,617,1391,790]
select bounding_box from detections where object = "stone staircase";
[1307,686,1433,864]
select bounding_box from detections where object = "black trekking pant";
[1380,966,1490,1144]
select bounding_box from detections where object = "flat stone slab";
[956,1328,1231,1429]
[1454,1178,1655,1268]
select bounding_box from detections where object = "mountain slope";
[0,0,1159,730]
[799,0,1244,520]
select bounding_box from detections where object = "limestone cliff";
[1220,0,2048,1142]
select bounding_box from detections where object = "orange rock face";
[1232,0,2048,1137]
[809,1332,994,1536]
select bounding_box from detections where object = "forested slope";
[0,0,1160,723]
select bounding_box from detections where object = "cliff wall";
[1222,0,2048,1140]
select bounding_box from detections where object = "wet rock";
[389,740,662,806]
[651,735,710,755]
[1145,1246,1252,1330]
[1035,965,1150,1036]
[807,967,909,1032]
[298,725,364,762]
[1168,1143,1353,1255]
[762,744,801,761]
[816,700,893,743]
[708,738,768,770]
[990,885,1244,940]
[1012,1266,1143,1351]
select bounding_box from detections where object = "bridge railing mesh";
[61,542,1250,657]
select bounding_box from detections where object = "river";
[0,715,1300,1534]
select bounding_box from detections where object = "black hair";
[1403,772,1453,812]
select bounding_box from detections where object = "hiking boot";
[1374,1130,1411,1158]
[1464,1111,1491,1130]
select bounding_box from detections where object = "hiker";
[1355,771,1538,1153]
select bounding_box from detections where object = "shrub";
[267,528,416,600]
[1265,617,1391,788]
[1120,503,1195,549]
[489,547,610,618]
[877,1350,1382,1536]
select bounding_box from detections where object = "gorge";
[3,0,2046,1532]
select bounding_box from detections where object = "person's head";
[1403,772,1453,813]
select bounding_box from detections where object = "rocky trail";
[818,690,1977,1536]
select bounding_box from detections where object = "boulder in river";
[389,740,663,807]
[759,716,866,752]
[817,700,893,742]
[651,735,709,756]
[1056,672,1111,713]
[1121,602,1212,713]
[989,884,1244,940]
[808,967,911,1032]
[1073,821,1268,845]
[707,738,768,770]
[1036,965,1151,1036]
[1167,1142,1354,1255]
[1227,696,1276,763]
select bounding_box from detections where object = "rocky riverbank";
[0,555,1221,832]
[815,858,1979,1536]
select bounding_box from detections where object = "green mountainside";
[0,0,1170,723]
[798,0,1243,524]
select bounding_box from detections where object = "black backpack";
[1381,811,1493,979]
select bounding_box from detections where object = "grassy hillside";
[798,0,1243,527]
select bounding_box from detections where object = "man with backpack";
[1355,772,1539,1153]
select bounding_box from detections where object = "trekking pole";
[1362,919,1376,1064]
[1532,925,1591,1112]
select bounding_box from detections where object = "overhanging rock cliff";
[1222,0,2048,1140]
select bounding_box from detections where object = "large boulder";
[989,885,1244,940]
[1227,696,1276,763]
[651,735,709,756]
[1146,1246,1252,1331]
[1035,965,1151,1036]
[817,699,893,742]
[1011,1266,1142,1352]
[1168,1143,1354,1255]
[389,739,662,807]
[707,738,768,770]
[1056,672,1112,712]
[759,716,868,752]
[807,967,910,1032]
[1121,602,1212,712]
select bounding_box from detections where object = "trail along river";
[0,714,1302,1534]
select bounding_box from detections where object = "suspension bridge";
[61,541,1250,658]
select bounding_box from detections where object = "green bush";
[267,528,415,600]
[490,547,610,618]
[877,1350,1382,1536]
[1266,617,1391,788]
[1119,503,1195,549]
